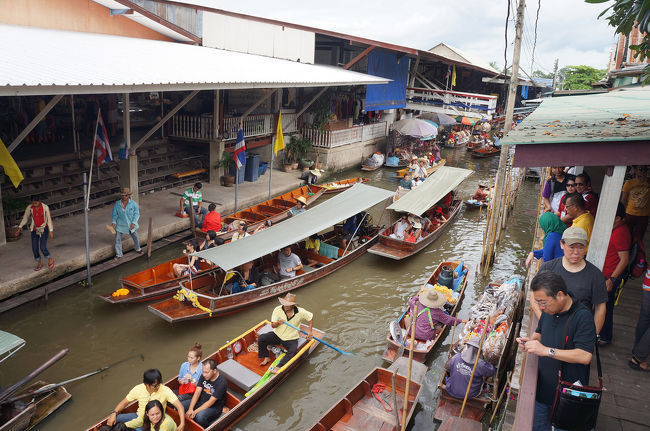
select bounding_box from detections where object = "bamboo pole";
[147,217,153,259]
[400,302,418,431]
[448,316,458,359]
[391,371,401,429]
[489,371,512,426]
[459,324,489,417]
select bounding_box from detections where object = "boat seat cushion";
[319,243,340,259]
[217,359,261,392]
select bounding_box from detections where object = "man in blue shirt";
[111,188,142,260]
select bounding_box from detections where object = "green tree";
[560,65,607,89]
[587,0,650,83]
[490,61,512,75]
[533,70,554,79]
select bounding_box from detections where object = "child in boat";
[176,343,203,402]
[404,289,466,341]
[172,240,200,277]
[445,335,495,399]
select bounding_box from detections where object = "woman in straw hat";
[258,293,314,372]
[288,196,308,217]
[444,335,495,399]
[404,288,466,342]
[110,187,142,260]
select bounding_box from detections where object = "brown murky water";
[0,147,539,430]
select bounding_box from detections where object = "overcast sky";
[210,0,617,73]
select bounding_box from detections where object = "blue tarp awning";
[364,50,408,111]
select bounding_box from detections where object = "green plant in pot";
[286,135,313,169]
[3,196,28,240]
[215,150,235,187]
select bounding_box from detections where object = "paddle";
[281,321,353,356]
[1,353,143,404]
[245,353,285,397]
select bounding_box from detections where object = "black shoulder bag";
[549,310,603,431]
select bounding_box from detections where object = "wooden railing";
[169,113,297,141]
[303,122,388,149]
[406,87,498,118]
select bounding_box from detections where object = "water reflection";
[0,148,538,431]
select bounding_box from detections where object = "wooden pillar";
[210,90,223,184]
[586,165,626,270]
[119,93,139,203]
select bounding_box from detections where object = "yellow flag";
[0,137,24,188]
[451,65,457,87]
[274,112,285,155]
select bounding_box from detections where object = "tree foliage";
[559,66,607,89]
[533,70,554,79]
[587,0,650,83]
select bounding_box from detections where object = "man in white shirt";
[276,246,302,278]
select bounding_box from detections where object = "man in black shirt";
[518,271,596,431]
[182,359,227,427]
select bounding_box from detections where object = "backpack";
[626,238,648,280]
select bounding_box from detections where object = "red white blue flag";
[233,124,246,169]
[94,112,113,166]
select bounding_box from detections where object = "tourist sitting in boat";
[231,222,250,242]
[253,219,273,234]
[404,222,421,243]
[425,207,448,228]
[445,335,495,399]
[172,240,200,277]
[390,214,411,240]
[412,174,424,188]
[258,293,313,372]
[404,289,465,341]
[415,159,429,179]
[199,230,224,251]
[432,143,441,162]
[201,203,222,233]
[304,233,321,266]
[176,343,203,402]
[288,196,308,216]
[407,155,419,173]
[106,368,185,430]
[473,184,489,202]
[181,359,227,428]
[142,400,177,431]
[276,246,302,279]
[341,212,364,249]
[232,261,260,292]
[398,173,414,191]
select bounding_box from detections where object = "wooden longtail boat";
[0,381,71,431]
[464,199,488,209]
[465,141,482,151]
[381,261,469,363]
[470,147,500,158]
[308,367,422,431]
[361,153,385,171]
[99,258,217,304]
[148,184,394,323]
[86,321,323,431]
[368,199,462,260]
[321,178,369,194]
[434,279,524,424]
[360,164,381,172]
[395,158,446,178]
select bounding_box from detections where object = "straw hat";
[279,293,297,306]
[230,220,244,230]
[411,220,422,229]
[418,289,446,309]
[309,169,322,176]
[296,196,307,205]
[411,155,418,160]
[120,187,132,196]
[461,335,482,364]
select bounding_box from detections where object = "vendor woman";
[404,289,467,341]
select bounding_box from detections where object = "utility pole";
[483,0,525,268]
[552,58,559,90]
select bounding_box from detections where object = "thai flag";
[233,124,246,169]
[94,112,113,166]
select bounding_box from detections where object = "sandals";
[628,357,650,372]
[34,262,42,271]
[48,258,54,269]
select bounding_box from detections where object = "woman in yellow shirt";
[622,165,649,241]
[142,400,177,431]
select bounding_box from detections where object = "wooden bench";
[171,168,207,179]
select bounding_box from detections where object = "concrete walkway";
[0,169,306,301]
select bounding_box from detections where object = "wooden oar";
[400,302,418,431]
[281,321,353,356]
[0,349,68,404]
[459,324,489,417]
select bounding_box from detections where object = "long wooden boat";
[99,258,217,304]
[320,178,369,194]
[434,279,524,424]
[0,381,71,431]
[470,147,500,158]
[465,141,482,151]
[395,158,446,179]
[368,199,461,260]
[464,199,488,209]
[148,227,380,323]
[308,367,422,431]
[381,261,469,363]
[86,321,323,431]
[361,153,385,171]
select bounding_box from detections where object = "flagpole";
[83,172,91,287]
[234,166,239,212]
[268,136,274,200]
[86,109,100,210]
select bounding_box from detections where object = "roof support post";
[123,93,131,150]
[586,165,626,270]
[120,93,139,203]
[210,90,224,184]
[8,95,63,153]
[408,56,420,99]
[132,90,199,151]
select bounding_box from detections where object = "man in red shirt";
[16,195,54,271]
[201,203,221,233]
[599,204,631,345]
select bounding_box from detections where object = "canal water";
[0,147,539,430]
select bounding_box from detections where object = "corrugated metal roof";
[428,43,499,75]
[500,86,650,146]
[0,24,388,96]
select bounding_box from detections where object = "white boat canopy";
[387,166,473,216]
[0,330,25,364]
[193,183,394,270]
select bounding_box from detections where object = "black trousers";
[257,331,298,368]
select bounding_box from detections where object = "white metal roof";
[0,24,389,96]
[428,43,499,75]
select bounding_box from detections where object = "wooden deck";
[594,278,650,431]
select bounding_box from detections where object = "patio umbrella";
[419,112,457,126]
[455,116,475,126]
[391,118,438,139]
